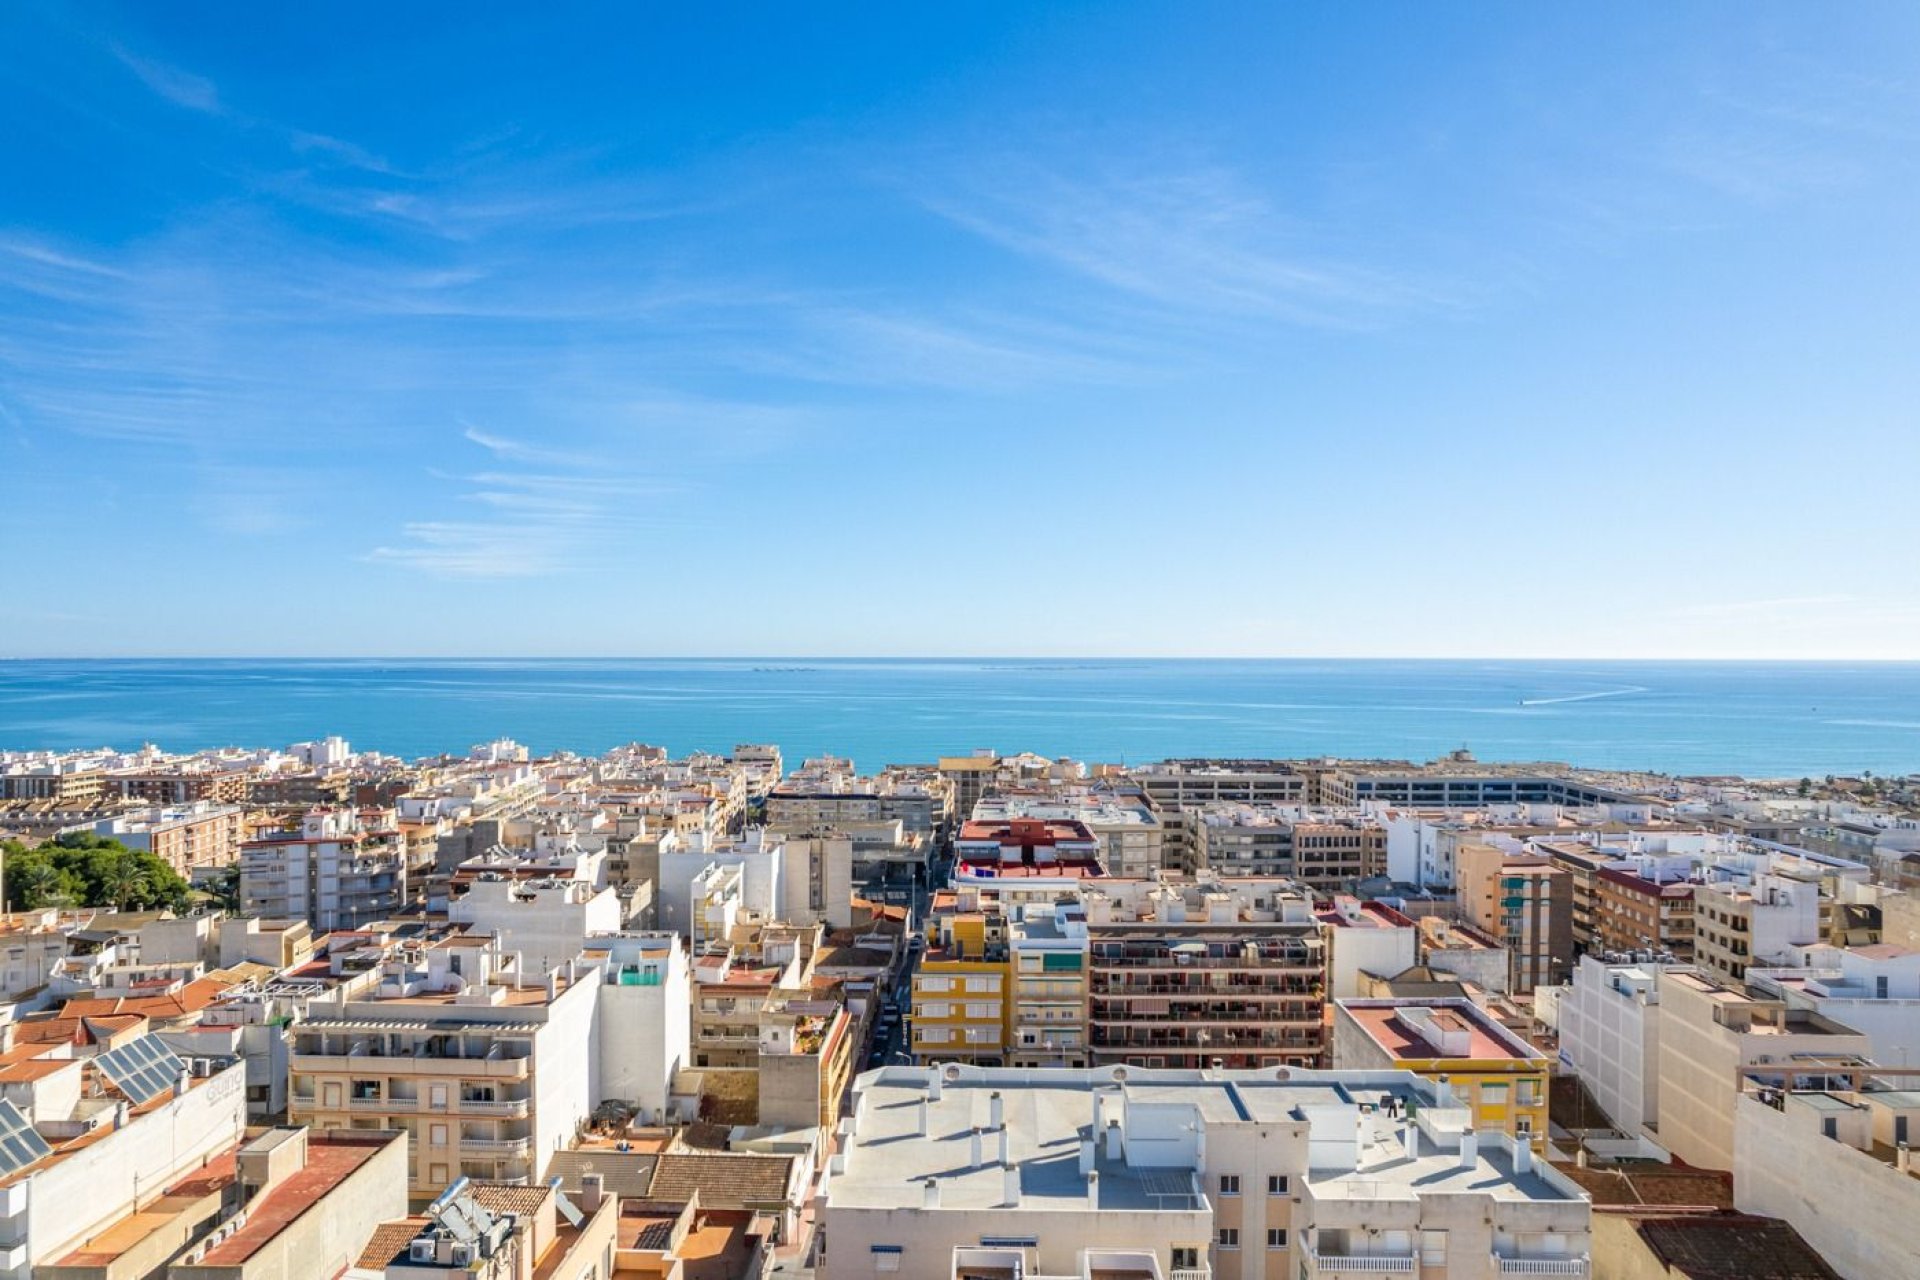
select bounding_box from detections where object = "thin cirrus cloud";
[916,160,1462,331]
[366,428,685,580]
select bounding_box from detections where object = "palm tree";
[100,857,146,912]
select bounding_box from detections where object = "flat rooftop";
[1339,1000,1546,1062]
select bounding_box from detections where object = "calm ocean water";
[0,659,1916,777]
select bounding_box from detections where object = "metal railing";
[1305,1253,1415,1274]
[1494,1256,1588,1277]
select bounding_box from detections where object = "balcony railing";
[459,1135,533,1157]
[1306,1254,1414,1274]
[1169,1269,1212,1280]
[1494,1257,1588,1277]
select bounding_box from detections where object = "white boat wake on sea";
[1519,686,1650,706]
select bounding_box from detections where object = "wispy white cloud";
[917,159,1458,330]
[111,45,220,114]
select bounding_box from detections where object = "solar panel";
[95,1035,186,1106]
[0,1099,52,1176]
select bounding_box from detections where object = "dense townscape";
[0,739,1914,1278]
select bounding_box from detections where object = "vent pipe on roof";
[1458,1128,1478,1169]
[922,1177,940,1209]
[970,1126,983,1167]
[1002,1160,1020,1206]
[1085,1169,1099,1209]
[989,1090,1004,1129]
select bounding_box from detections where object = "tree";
[1,834,192,914]
[1798,777,1813,797]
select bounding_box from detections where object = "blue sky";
[3,3,1918,658]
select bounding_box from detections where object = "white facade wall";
[449,879,625,975]
[1735,1093,1920,1280]
[529,968,602,1182]
[657,836,785,936]
[593,935,691,1124]
[9,1062,248,1274]
[1557,956,1667,1136]
[1324,920,1417,1000]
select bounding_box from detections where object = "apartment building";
[1734,1085,1920,1280]
[823,1063,1593,1280]
[1591,867,1697,961]
[583,933,691,1127]
[92,802,251,874]
[764,761,949,836]
[1654,968,1870,1171]
[973,790,1169,877]
[1692,871,1821,983]
[240,807,409,931]
[448,874,625,976]
[1190,807,1387,890]
[289,938,600,1197]
[1457,844,1572,992]
[1130,760,1322,809]
[1317,898,1417,1000]
[1007,900,1091,1068]
[1555,954,1680,1136]
[1332,998,1551,1148]
[1084,881,1326,1071]
[47,1127,410,1280]
[0,1038,248,1278]
[1749,941,1920,1068]
[912,907,1012,1066]
[953,816,1105,884]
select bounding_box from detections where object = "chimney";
[1002,1160,1020,1206]
[546,968,559,1001]
[1435,1074,1452,1106]
[1079,1136,1096,1175]
[989,1090,1004,1129]
[1086,1169,1100,1209]
[1575,1146,1589,1169]
[1900,1143,1913,1175]
[971,1127,984,1167]
[579,1173,606,1212]
[916,1097,929,1138]
[1458,1128,1478,1169]
[1406,1121,1420,1159]
[922,1177,940,1209]
[1105,1118,1123,1161]
[993,1125,1008,1164]
[928,1068,943,1101]
[1514,1135,1533,1176]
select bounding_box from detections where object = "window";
[1421,1230,1448,1266]
[1217,1228,1239,1250]
[1171,1247,1201,1269]
[966,1002,997,1019]
[1267,1228,1289,1250]
[1267,1174,1289,1195]
[872,1245,903,1273]
[1218,1174,1240,1196]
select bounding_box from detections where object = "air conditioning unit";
[450,1243,477,1266]
[409,1240,437,1263]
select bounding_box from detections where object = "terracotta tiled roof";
[468,1180,552,1220]
[645,1153,795,1209]
[357,1217,429,1269]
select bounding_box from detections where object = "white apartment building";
[1750,941,1920,1068]
[1691,869,1822,983]
[582,932,691,1126]
[448,874,625,975]
[1654,968,1870,1170]
[1318,897,1418,1000]
[1556,955,1678,1136]
[241,808,409,931]
[823,1063,1592,1280]
[656,829,788,937]
[0,1041,248,1278]
[289,938,600,1197]
[1734,1086,1920,1280]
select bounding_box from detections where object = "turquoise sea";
[1,659,1917,777]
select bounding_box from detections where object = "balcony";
[1305,1254,1414,1274]
[1169,1270,1212,1280]
[460,1135,533,1157]
[456,1096,531,1117]
[1494,1257,1588,1277]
